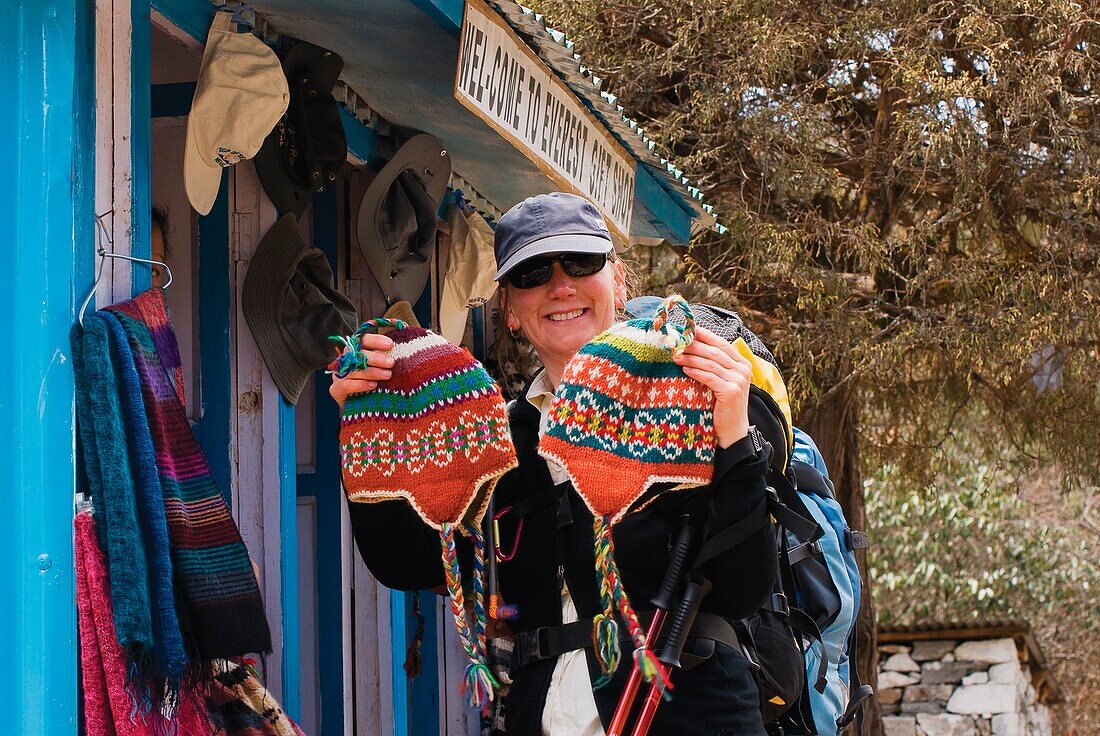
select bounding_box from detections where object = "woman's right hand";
[329,331,396,411]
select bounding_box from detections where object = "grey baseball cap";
[493,192,614,281]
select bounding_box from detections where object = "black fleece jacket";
[348,389,777,735]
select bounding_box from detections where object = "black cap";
[255,41,348,217]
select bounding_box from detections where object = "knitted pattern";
[539,295,715,685]
[333,318,516,711]
[539,295,715,522]
[108,289,272,660]
[334,319,517,531]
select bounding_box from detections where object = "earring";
[508,325,522,339]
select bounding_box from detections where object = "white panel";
[227,161,285,696]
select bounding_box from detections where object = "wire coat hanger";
[77,211,173,326]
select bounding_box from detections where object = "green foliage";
[867,463,1097,625]
[531,0,1100,490]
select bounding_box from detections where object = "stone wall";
[878,637,1051,736]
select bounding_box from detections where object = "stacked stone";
[878,637,1051,736]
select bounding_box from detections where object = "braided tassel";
[602,516,674,696]
[440,523,498,713]
[465,522,489,661]
[651,295,695,357]
[591,515,622,687]
[327,318,409,378]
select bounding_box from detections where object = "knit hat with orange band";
[538,295,716,688]
[330,318,517,712]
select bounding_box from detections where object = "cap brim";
[493,233,613,281]
[184,116,224,216]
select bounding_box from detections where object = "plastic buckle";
[845,529,869,551]
[770,592,790,616]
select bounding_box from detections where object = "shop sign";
[454,0,636,240]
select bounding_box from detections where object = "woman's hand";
[329,332,396,411]
[672,326,753,449]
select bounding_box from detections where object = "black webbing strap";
[511,612,740,672]
[690,496,770,571]
[787,606,828,693]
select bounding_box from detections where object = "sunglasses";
[506,252,609,289]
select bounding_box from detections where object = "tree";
[528,0,1100,731]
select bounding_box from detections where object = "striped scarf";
[108,289,271,659]
[101,311,189,686]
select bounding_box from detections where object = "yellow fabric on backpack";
[730,337,794,464]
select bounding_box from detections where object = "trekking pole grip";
[658,577,713,669]
[651,515,696,612]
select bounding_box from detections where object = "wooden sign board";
[454,0,636,241]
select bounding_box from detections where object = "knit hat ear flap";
[538,295,716,687]
[331,318,517,711]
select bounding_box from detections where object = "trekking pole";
[629,576,713,736]
[607,515,697,736]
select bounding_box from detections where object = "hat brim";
[242,213,313,404]
[357,134,451,303]
[184,115,224,216]
[493,233,613,281]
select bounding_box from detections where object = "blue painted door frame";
[0,1,95,734]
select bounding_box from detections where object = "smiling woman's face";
[501,254,627,383]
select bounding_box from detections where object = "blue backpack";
[781,427,873,734]
[623,299,872,733]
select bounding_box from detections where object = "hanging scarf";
[107,289,272,659]
[75,512,212,736]
[71,316,155,668]
[101,311,189,686]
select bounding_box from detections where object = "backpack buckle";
[845,529,869,551]
[770,592,790,616]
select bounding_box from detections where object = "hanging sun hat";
[330,318,517,711]
[356,134,452,304]
[538,294,716,686]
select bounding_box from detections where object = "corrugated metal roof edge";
[491,0,725,235]
[878,620,1063,703]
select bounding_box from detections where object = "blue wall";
[0,1,95,733]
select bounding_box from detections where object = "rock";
[962,671,990,685]
[947,683,1018,715]
[976,717,992,736]
[988,662,1021,684]
[916,713,974,736]
[954,638,1018,665]
[904,684,955,703]
[883,702,901,716]
[879,687,903,705]
[879,671,921,690]
[922,660,986,684]
[943,652,956,662]
[884,715,918,736]
[882,644,912,655]
[991,713,1023,736]
[901,702,944,715]
[885,652,922,673]
[911,640,957,661]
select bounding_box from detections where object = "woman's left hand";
[672,326,753,449]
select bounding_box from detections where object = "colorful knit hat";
[538,295,715,687]
[330,318,517,711]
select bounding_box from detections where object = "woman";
[330,192,777,736]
